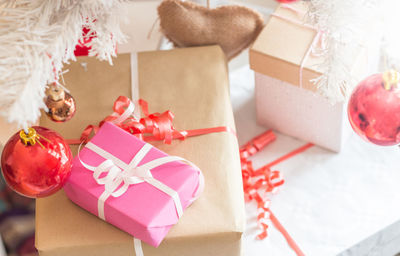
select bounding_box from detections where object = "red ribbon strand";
[67,96,235,145]
[240,130,313,256]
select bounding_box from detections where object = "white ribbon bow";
[80,141,204,221]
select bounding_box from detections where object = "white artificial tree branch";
[0,0,128,129]
[307,0,381,102]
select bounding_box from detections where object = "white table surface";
[230,64,400,256]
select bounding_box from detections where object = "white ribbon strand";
[111,99,136,124]
[134,238,144,256]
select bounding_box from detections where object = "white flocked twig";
[307,0,380,102]
[0,0,128,129]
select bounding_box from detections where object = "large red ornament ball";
[348,71,400,146]
[1,126,72,198]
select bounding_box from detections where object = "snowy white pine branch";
[0,0,128,129]
[307,0,381,102]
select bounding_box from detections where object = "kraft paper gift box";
[249,2,378,152]
[65,121,204,247]
[35,45,245,256]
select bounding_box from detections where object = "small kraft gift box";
[249,2,379,152]
[35,46,245,256]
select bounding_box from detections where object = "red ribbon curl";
[240,130,312,256]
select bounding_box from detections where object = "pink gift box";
[64,122,204,247]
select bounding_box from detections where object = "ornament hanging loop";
[382,69,400,90]
[20,128,39,146]
[47,83,66,101]
[19,127,51,148]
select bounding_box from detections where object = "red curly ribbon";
[240,130,276,160]
[67,96,235,145]
[240,131,313,256]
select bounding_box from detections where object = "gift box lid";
[250,2,323,91]
[249,2,371,92]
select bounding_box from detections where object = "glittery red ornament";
[348,70,400,146]
[1,126,72,198]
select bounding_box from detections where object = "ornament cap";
[46,84,65,102]
[382,69,400,90]
[19,128,38,146]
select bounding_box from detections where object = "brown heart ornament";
[158,0,264,60]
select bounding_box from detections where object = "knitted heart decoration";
[158,0,264,60]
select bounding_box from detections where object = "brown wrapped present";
[35,45,245,256]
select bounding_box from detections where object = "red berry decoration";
[348,70,400,146]
[1,126,72,198]
[74,27,94,57]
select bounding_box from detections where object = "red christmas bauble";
[348,71,400,146]
[1,126,72,198]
